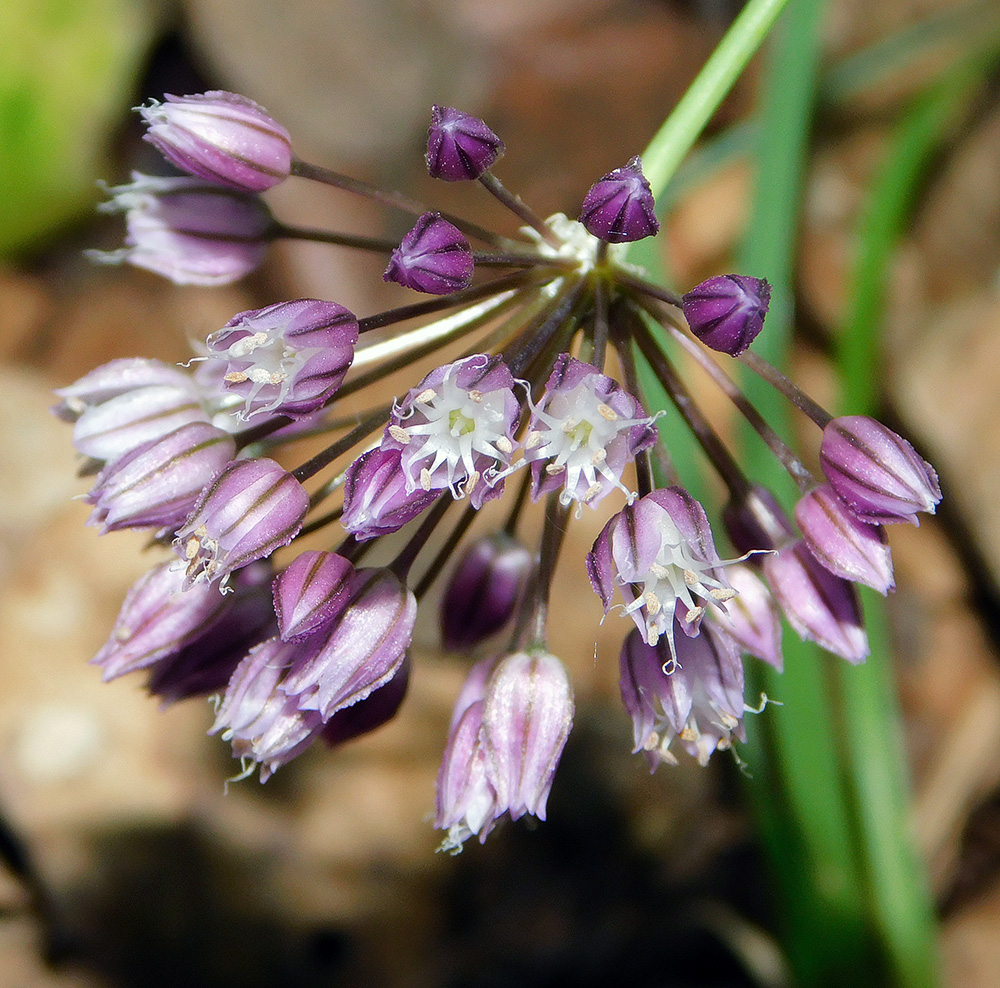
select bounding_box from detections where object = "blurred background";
[1,0,999,985]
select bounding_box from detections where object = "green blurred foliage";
[0,0,155,256]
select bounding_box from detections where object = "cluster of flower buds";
[62,91,941,851]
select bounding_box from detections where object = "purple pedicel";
[340,447,439,541]
[204,299,358,420]
[383,212,474,295]
[89,173,272,286]
[86,422,235,533]
[139,90,292,192]
[795,484,895,594]
[382,354,520,508]
[820,416,941,525]
[763,541,869,664]
[440,531,532,650]
[524,353,657,508]
[173,458,309,589]
[579,156,659,244]
[426,105,504,181]
[480,650,574,823]
[682,275,771,356]
[619,622,744,770]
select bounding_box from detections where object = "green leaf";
[0,0,156,256]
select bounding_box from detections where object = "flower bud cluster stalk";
[63,93,942,850]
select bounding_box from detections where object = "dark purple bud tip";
[579,156,659,244]
[384,212,474,295]
[426,105,505,182]
[682,275,771,356]
[440,532,533,650]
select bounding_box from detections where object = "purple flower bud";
[91,561,229,681]
[795,484,895,594]
[273,550,353,642]
[383,354,520,508]
[682,275,771,356]
[480,650,574,823]
[524,353,657,508]
[436,698,498,852]
[55,358,209,464]
[440,532,532,650]
[173,458,309,589]
[278,566,416,719]
[321,655,410,747]
[138,91,292,192]
[85,422,236,533]
[579,156,659,244]
[383,212,474,295]
[211,637,325,781]
[89,173,272,286]
[341,447,439,541]
[426,105,504,181]
[145,564,276,703]
[723,484,796,555]
[707,564,783,671]
[820,416,941,525]
[763,542,868,663]
[588,486,735,663]
[204,299,358,420]
[620,623,744,769]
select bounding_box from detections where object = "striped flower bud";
[383,212,474,295]
[426,105,504,181]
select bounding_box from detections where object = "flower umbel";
[64,95,941,843]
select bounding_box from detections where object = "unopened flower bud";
[682,275,770,356]
[86,422,235,533]
[341,447,439,541]
[273,550,353,642]
[204,299,358,420]
[708,564,783,671]
[579,156,659,243]
[480,650,574,823]
[820,416,941,525]
[440,532,532,650]
[383,212,474,295]
[426,105,504,181]
[321,656,410,747]
[173,458,309,589]
[723,484,795,555]
[763,542,868,663]
[89,173,272,286]
[138,91,292,192]
[795,484,894,594]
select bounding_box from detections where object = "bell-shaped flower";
[54,357,209,464]
[85,422,236,533]
[480,650,574,823]
[522,353,657,508]
[579,156,659,243]
[707,564,783,671]
[587,486,737,664]
[763,541,869,663]
[173,458,309,589]
[88,173,273,286]
[619,622,745,769]
[138,90,292,192]
[383,212,474,295]
[795,484,894,594]
[278,566,416,719]
[426,105,504,181]
[203,299,358,420]
[340,447,439,541]
[439,531,532,650]
[681,275,770,356]
[820,415,941,525]
[383,354,520,508]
